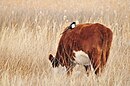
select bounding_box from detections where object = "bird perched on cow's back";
[61,22,76,34]
[68,22,76,29]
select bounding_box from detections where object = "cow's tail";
[101,29,113,70]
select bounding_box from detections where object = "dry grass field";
[0,0,130,86]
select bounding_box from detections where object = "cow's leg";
[66,67,73,75]
[84,65,90,71]
[91,48,102,75]
[92,61,100,75]
[101,47,110,70]
[101,45,111,70]
[66,63,76,75]
[105,46,111,64]
[84,65,91,75]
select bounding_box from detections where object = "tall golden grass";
[0,0,130,86]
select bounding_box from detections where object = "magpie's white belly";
[73,50,90,65]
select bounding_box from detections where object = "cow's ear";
[49,54,54,62]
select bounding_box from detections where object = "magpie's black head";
[68,22,76,29]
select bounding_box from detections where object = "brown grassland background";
[0,0,130,86]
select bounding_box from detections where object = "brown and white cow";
[49,22,113,75]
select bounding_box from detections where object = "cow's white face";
[73,50,91,66]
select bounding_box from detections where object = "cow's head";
[49,54,59,67]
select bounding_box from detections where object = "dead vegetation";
[0,0,130,86]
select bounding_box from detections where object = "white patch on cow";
[73,50,90,65]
